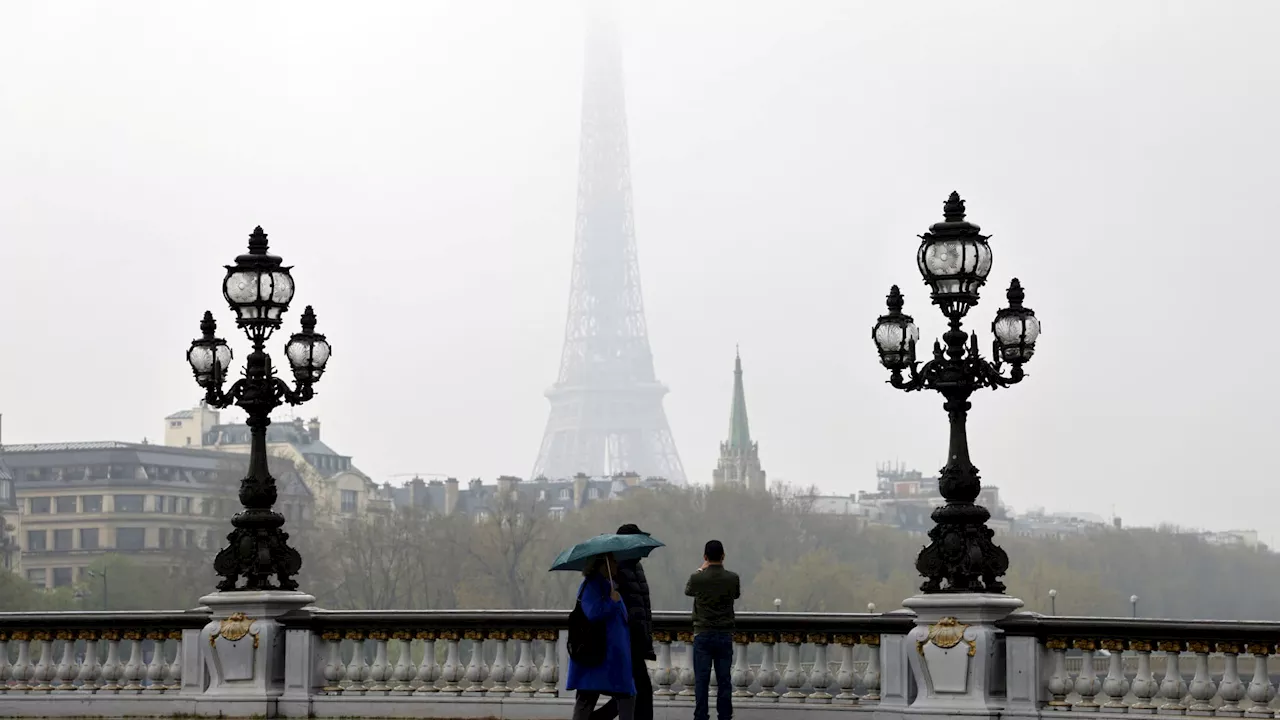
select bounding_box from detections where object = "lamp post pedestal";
[196,591,316,714]
[901,593,1023,718]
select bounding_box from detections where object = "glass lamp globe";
[284,306,332,384]
[991,278,1040,363]
[187,311,232,388]
[872,286,919,370]
[222,226,295,330]
[916,192,993,317]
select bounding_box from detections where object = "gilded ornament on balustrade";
[732,632,749,644]
[1072,639,1097,652]
[806,633,828,645]
[860,633,880,647]
[1217,642,1241,654]
[368,630,388,641]
[168,631,183,641]
[392,631,411,641]
[489,630,509,641]
[779,633,801,645]
[1186,640,1211,654]
[1246,643,1271,656]
[145,631,162,641]
[416,630,437,641]
[652,631,670,643]
[511,630,532,642]
[55,630,73,641]
[533,630,556,642]
[1099,639,1125,652]
[34,630,51,641]
[321,632,341,642]
[78,630,97,641]
[918,617,976,657]
[676,631,694,643]
[1156,640,1184,654]
[1129,640,1152,653]
[1044,638,1068,651]
[345,630,365,641]
[98,630,117,641]
[463,630,484,641]
[831,634,855,646]
[753,633,776,644]
[215,613,255,642]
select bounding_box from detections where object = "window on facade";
[114,495,144,513]
[186,530,195,548]
[27,569,46,586]
[206,529,217,550]
[80,529,100,550]
[152,495,167,513]
[179,497,191,514]
[82,495,103,513]
[116,527,146,550]
[27,530,47,551]
[30,497,51,514]
[551,508,566,521]
[53,529,73,551]
[158,528,168,549]
[0,479,10,502]
[588,488,599,500]
[55,496,77,513]
[52,568,73,588]
[558,489,571,501]
[170,420,183,428]
[341,490,358,514]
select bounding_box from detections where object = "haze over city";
[2,0,1277,538]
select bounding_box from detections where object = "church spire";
[727,347,752,451]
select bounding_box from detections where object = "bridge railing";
[1002,614,1280,716]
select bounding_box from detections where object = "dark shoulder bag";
[567,582,608,667]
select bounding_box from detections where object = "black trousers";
[589,656,653,720]
[576,691,635,720]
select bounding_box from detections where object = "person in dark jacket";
[590,524,655,720]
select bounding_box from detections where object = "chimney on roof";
[573,473,589,509]
[497,475,520,498]
[445,477,459,516]
[308,417,320,441]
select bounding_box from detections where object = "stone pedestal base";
[901,593,1022,718]
[197,591,316,701]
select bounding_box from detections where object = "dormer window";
[559,488,571,501]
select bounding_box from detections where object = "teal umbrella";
[550,533,665,572]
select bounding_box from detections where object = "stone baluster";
[1185,641,1216,716]
[754,633,781,701]
[367,631,391,694]
[511,631,536,697]
[676,632,696,700]
[1129,641,1158,714]
[463,630,488,695]
[320,632,343,694]
[343,631,368,695]
[32,630,54,693]
[145,631,167,692]
[1217,643,1246,718]
[1073,639,1102,711]
[98,630,122,694]
[0,634,10,694]
[730,632,754,699]
[77,631,101,693]
[439,631,464,695]
[860,634,881,703]
[807,634,832,703]
[413,631,440,694]
[165,631,183,692]
[1045,638,1072,709]
[488,630,512,697]
[121,631,145,694]
[779,633,806,702]
[534,630,559,697]
[53,631,78,692]
[1156,641,1186,715]
[389,631,415,695]
[10,631,33,693]
[652,631,675,697]
[1099,639,1129,711]
[832,634,857,704]
[1245,644,1275,718]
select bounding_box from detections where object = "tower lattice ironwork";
[531,0,686,484]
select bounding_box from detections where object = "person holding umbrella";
[552,532,666,720]
[590,524,656,720]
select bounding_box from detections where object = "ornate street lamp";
[187,226,332,592]
[872,192,1041,594]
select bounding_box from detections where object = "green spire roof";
[727,347,752,451]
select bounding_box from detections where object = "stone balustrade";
[8,605,1280,719]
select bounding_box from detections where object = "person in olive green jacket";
[684,540,740,720]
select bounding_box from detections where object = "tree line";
[3,484,1276,621]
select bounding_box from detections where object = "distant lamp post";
[86,569,108,610]
[1048,588,1057,615]
[774,598,782,612]
[1130,595,1139,618]
[872,193,1042,594]
[187,226,333,592]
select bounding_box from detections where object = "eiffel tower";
[531,0,686,484]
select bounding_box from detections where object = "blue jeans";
[693,632,733,720]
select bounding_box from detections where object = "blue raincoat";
[565,573,636,696]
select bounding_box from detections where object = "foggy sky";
[1,1,1277,539]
